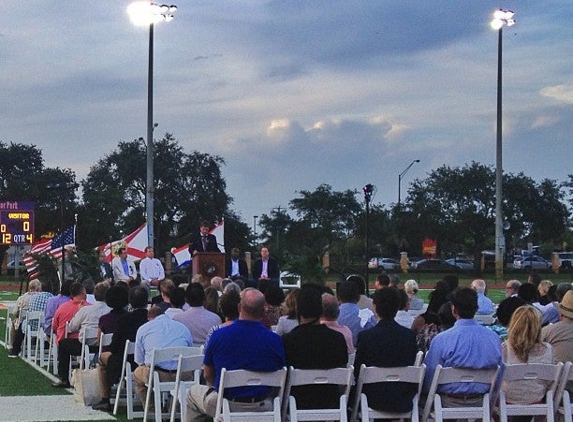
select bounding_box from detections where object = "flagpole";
[60,196,65,283]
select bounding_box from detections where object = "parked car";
[556,252,573,268]
[512,255,551,271]
[445,258,474,271]
[413,259,457,271]
[368,257,400,270]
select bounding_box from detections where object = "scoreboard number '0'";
[0,201,35,245]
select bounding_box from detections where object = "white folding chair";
[350,364,426,422]
[23,311,44,363]
[77,326,99,372]
[215,367,288,422]
[347,353,356,368]
[144,346,202,422]
[474,314,496,326]
[283,366,354,422]
[87,332,114,370]
[421,365,500,422]
[169,353,204,422]
[98,332,114,357]
[46,329,59,375]
[4,306,13,348]
[113,340,143,420]
[498,362,563,422]
[414,350,424,367]
[555,361,573,422]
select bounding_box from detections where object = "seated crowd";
[6,256,573,422]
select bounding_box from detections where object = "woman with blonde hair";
[275,288,299,335]
[501,305,553,410]
[537,279,553,305]
[404,279,424,310]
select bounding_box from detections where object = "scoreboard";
[0,201,35,245]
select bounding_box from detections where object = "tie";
[202,236,207,251]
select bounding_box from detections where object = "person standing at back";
[188,221,220,256]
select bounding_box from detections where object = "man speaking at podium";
[189,221,221,256]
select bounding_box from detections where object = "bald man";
[187,288,286,422]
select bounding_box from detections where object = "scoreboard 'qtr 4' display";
[0,201,34,245]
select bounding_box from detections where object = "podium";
[192,252,226,280]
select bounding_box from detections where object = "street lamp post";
[363,183,374,295]
[253,215,258,244]
[491,9,515,283]
[398,159,420,206]
[128,2,177,248]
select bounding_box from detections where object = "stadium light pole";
[128,2,177,248]
[398,159,420,206]
[491,9,515,283]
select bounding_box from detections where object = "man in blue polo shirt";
[186,288,286,422]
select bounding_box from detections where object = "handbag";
[71,368,102,406]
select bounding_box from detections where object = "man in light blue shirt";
[423,287,501,405]
[336,280,376,346]
[133,305,193,406]
[471,279,495,315]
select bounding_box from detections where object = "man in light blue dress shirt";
[133,306,193,406]
[423,287,501,407]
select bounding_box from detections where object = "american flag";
[23,226,76,279]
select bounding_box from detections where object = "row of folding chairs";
[195,361,573,422]
[108,341,571,422]
[16,310,111,384]
[112,342,204,422]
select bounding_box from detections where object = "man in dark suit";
[252,246,280,287]
[188,220,221,256]
[354,287,418,413]
[92,286,149,411]
[97,250,114,284]
[225,247,248,280]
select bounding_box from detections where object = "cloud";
[540,85,573,104]
[530,115,560,129]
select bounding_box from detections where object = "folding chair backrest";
[144,346,199,422]
[215,367,288,422]
[113,340,138,418]
[414,350,424,367]
[169,353,205,422]
[499,362,564,422]
[24,311,44,362]
[554,361,573,422]
[283,366,354,422]
[474,314,495,325]
[351,364,426,422]
[421,365,500,422]
[79,326,100,370]
[98,332,114,357]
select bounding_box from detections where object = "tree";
[258,185,363,282]
[0,141,78,248]
[79,134,232,253]
[399,162,570,264]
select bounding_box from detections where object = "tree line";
[1,138,572,282]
